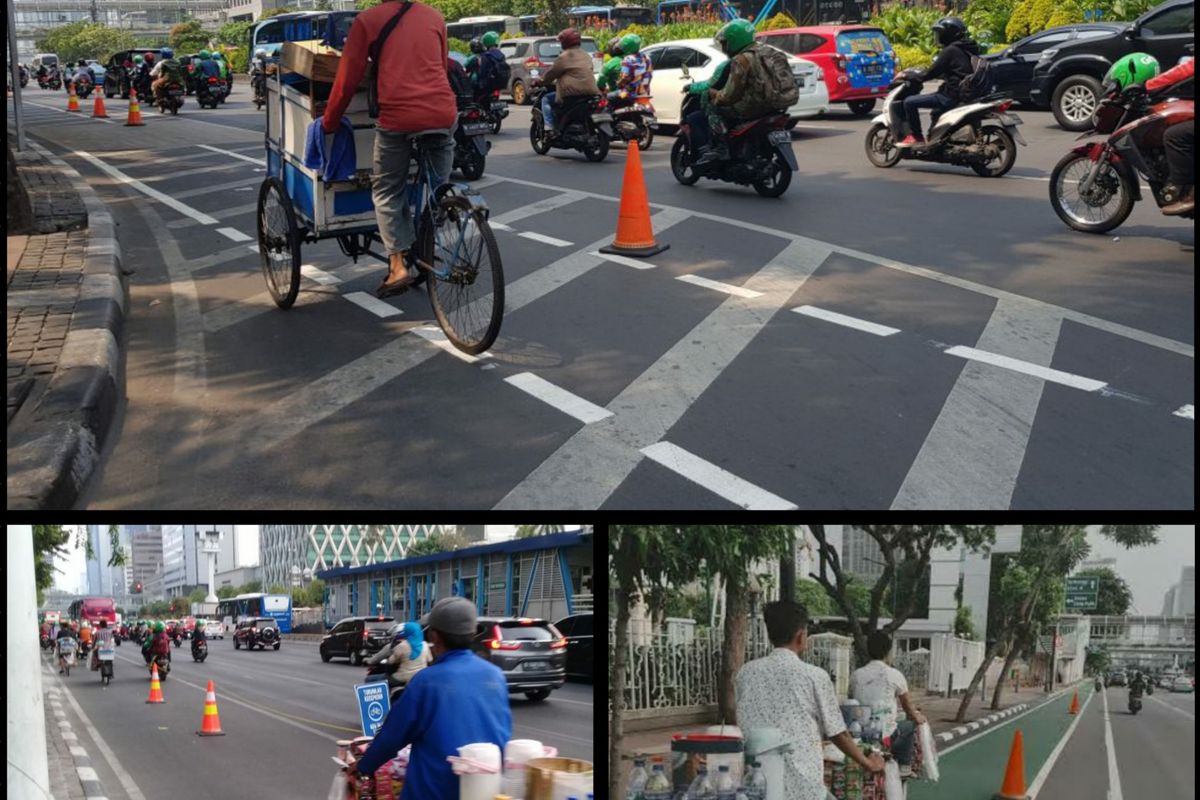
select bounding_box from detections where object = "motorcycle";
[865,69,1026,177]
[148,652,171,681]
[20,69,29,88]
[47,71,63,91]
[671,80,798,198]
[197,76,227,109]
[41,633,54,650]
[97,645,115,686]
[481,90,508,134]
[1095,676,1103,691]
[172,630,183,648]
[1128,694,1142,714]
[134,74,153,104]
[1049,81,1194,233]
[78,638,92,661]
[252,69,267,110]
[72,74,94,100]
[453,103,491,180]
[608,91,657,151]
[57,637,78,677]
[365,650,406,705]
[192,638,208,663]
[529,84,614,163]
[155,80,185,115]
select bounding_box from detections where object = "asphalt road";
[9,80,1193,509]
[42,636,593,800]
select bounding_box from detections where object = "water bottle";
[626,759,650,800]
[714,765,736,800]
[643,763,673,800]
[743,760,767,800]
[685,766,716,800]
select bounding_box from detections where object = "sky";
[1084,524,1195,614]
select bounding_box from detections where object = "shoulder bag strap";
[368,1,416,117]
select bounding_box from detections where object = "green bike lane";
[910,686,1098,800]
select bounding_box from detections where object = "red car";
[756,25,898,116]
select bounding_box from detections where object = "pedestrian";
[848,631,926,777]
[735,601,885,800]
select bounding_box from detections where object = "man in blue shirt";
[356,596,511,799]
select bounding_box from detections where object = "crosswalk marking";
[300,264,342,285]
[343,292,402,318]
[410,326,492,364]
[1173,405,1194,420]
[198,144,265,166]
[944,345,1107,393]
[676,274,763,299]
[590,250,658,270]
[793,305,900,337]
[504,373,612,424]
[216,227,252,242]
[518,231,573,247]
[641,441,798,510]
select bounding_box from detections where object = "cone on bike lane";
[146,663,165,703]
[91,92,109,118]
[599,140,668,258]
[1068,690,1080,714]
[196,680,225,736]
[992,729,1030,800]
[66,83,80,112]
[125,90,145,126]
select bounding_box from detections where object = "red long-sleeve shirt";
[1146,58,1194,92]
[322,0,456,134]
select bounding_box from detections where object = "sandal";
[375,265,419,299]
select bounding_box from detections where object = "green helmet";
[481,31,500,48]
[1106,52,1160,90]
[199,49,211,59]
[619,33,642,56]
[133,54,143,64]
[154,621,165,633]
[715,18,756,56]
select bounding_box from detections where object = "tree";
[216,20,253,49]
[516,525,566,538]
[32,526,72,606]
[169,19,210,54]
[37,21,135,65]
[407,530,474,557]
[260,7,299,19]
[1073,567,1134,616]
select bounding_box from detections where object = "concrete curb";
[7,139,126,510]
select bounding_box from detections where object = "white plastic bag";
[883,760,904,800]
[917,721,940,783]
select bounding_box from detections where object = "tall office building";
[1161,566,1195,616]
[260,525,455,588]
[130,527,164,601]
[162,525,235,597]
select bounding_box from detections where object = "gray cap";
[420,597,477,636]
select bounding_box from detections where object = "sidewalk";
[6,140,127,509]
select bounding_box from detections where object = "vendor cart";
[257,50,504,354]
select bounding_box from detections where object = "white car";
[640,38,829,127]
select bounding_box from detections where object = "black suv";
[554,613,593,681]
[233,617,281,651]
[320,616,396,665]
[102,49,161,99]
[1028,0,1194,130]
[472,617,567,701]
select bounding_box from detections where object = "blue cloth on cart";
[304,117,356,182]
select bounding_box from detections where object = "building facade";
[162,525,234,597]
[317,530,593,628]
[260,524,457,589]
[129,526,164,601]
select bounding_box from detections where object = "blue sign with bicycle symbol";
[354,682,391,737]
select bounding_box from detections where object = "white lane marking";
[235,186,253,191]
[410,326,493,363]
[247,244,259,253]
[300,264,342,285]
[75,149,220,225]
[518,231,573,247]
[198,143,266,165]
[944,345,1107,392]
[22,99,117,124]
[591,250,657,270]
[216,227,252,242]
[1173,404,1194,420]
[675,273,763,299]
[504,373,613,425]
[490,222,514,231]
[343,292,402,318]
[641,441,798,510]
[793,305,901,337]
[490,190,588,226]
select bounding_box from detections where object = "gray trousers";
[371,126,455,256]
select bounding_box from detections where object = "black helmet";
[469,37,484,54]
[932,16,967,47]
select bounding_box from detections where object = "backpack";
[956,49,994,102]
[447,59,474,103]
[750,44,799,111]
[487,50,511,92]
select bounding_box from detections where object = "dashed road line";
[676,273,763,299]
[793,304,900,336]
[343,291,402,318]
[504,372,613,424]
[518,231,573,247]
[641,441,798,510]
[944,345,1107,392]
[300,264,342,285]
[198,143,265,165]
[591,250,658,270]
[216,227,252,242]
[75,149,220,224]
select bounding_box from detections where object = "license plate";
[768,130,791,145]
[1005,113,1023,124]
[463,123,490,135]
[169,90,183,96]
[523,661,550,671]
[863,64,883,75]
[99,648,115,660]
[490,102,506,111]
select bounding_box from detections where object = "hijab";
[401,621,425,659]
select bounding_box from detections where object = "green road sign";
[1065,575,1099,611]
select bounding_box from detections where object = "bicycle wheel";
[257,176,302,309]
[418,195,504,355]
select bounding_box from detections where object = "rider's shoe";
[695,143,729,165]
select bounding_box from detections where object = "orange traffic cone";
[66,82,80,112]
[599,140,668,258]
[992,729,1031,800]
[92,92,108,118]
[1068,690,1080,715]
[146,662,165,703]
[125,89,145,127]
[196,680,225,736]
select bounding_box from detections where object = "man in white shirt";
[848,630,927,776]
[736,601,884,800]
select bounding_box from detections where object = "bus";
[68,597,117,628]
[447,15,521,41]
[216,592,293,635]
[567,5,655,29]
[247,11,356,65]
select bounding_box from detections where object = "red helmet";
[557,28,581,49]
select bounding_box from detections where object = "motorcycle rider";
[78,620,94,658]
[1134,54,1195,215]
[150,47,185,106]
[470,31,507,107]
[1128,669,1148,707]
[91,619,114,671]
[147,621,171,670]
[368,621,433,690]
[537,28,601,138]
[897,16,982,149]
[191,619,209,659]
[195,50,221,101]
[597,36,623,95]
[250,47,271,103]
[614,33,652,107]
[56,621,77,674]
[70,59,95,93]
[690,18,778,165]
